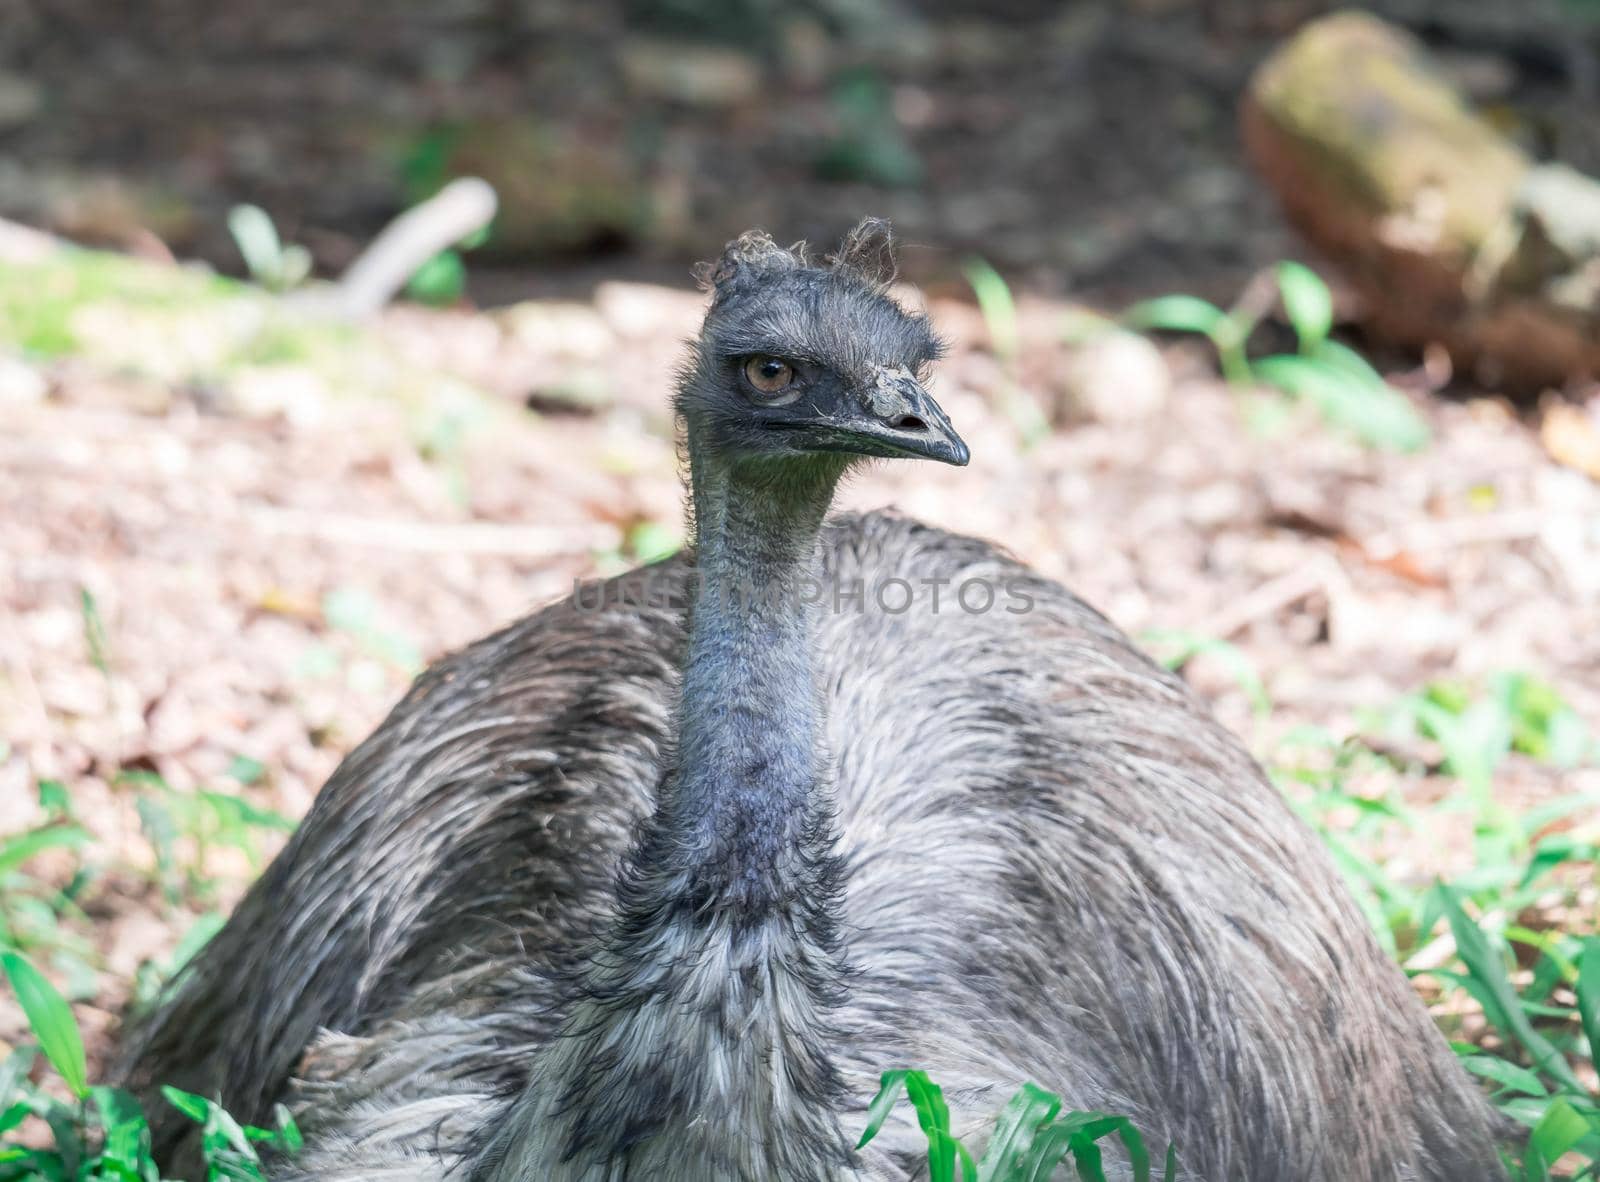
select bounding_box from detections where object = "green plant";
[1142,629,1271,719]
[858,1071,1177,1181]
[405,249,467,307]
[1430,893,1600,1179]
[124,771,296,905]
[227,205,313,294]
[79,589,112,680]
[1,951,300,1181]
[405,221,490,308]
[0,790,96,994]
[1123,263,1429,451]
[963,258,1048,447]
[1122,293,1255,387]
[1372,673,1599,899]
[624,520,682,565]
[814,68,922,189]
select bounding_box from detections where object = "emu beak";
[836,367,970,467]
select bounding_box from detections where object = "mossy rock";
[1243,10,1600,389]
[403,118,655,258]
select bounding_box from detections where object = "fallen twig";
[312,177,498,320]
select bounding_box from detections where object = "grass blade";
[856,1070,911,1150]
[1250,353,1429,452]
[1115,1117,1151,1182]
[1530,1098,1592,1167]
[1578,939,1600,1075]
[1,951,88,1097]
[91,1086,152,1176]
[1122,295,1228,339]
[1276,261,1334,351]
[1440,891,1588,1094]
[161,1084,211,1124]
[904,1072,956,1181]
[0,825,88,879]
[963,258,1020,362]
[978,1082,1062,1180]
[1459,1053,1550,1098]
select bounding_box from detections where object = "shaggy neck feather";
[474,439,856,1181]
[647,446,844,913]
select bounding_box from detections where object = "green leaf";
[625,521,682,566]
[963,258,1020,363]
[0,1100,28,1134]
[1577,940,1600,1076]
[857,1070,912,1150]
[978,1083,1062,1180]
[0,825,87,880]
[273,1104,303,1155]
[1440,890,1588,1094]
[1310,339,1383,386]
[226,755,266,786]
[405,250,467,307]
[1071,1136,1107,1182]
[1276,261,1334,351]
[1018,1117,1079,1182]
[923,1130,976,1182]
[200,1097,266,1178]
[3,1145,68,1181]
[80,587,112,676]
[166,911,227,980]
[1250,353,1429,452]
[36,780,71,820]
[1114,1118,1152,1182]
[0,952,88,1097]
[276,244,313,292]
[903,1072,956,1181]
[227,205,282,280]
[91,1086,152,1175]
[1530,1097,1592,1166]
[161,1085,211,1124]
[1458,1054,1549,1097]
[1122,295,1229,339]
[226,204,310,292]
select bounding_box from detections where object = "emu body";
[120,230,1504,1181]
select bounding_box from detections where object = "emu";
[120,224,1505,1180]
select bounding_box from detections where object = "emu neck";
[474,448,855,1181]
[656,452,843,910]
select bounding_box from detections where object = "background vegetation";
[2,0,1597,1177]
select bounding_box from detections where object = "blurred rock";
[0,215,56,263]
[0,71,42,130]
[1541,399,1600,480]
[228,365,328,426]
[1242,11,1600,393]
[619,40,761,107]
[0,356,47,406]
[0,164,195,249]
[525,369,614,416]
[431,118,652,257]
[498,301,615,360]
[1058,330,1171,424]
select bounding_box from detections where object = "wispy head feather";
[695,219,901,309]
[827,218,897,290]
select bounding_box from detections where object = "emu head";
[676,220,968,473]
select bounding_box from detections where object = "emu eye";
[743,355,795,396]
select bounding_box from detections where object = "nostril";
[890,414,927,432]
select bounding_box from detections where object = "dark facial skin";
[679,265,969,471]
